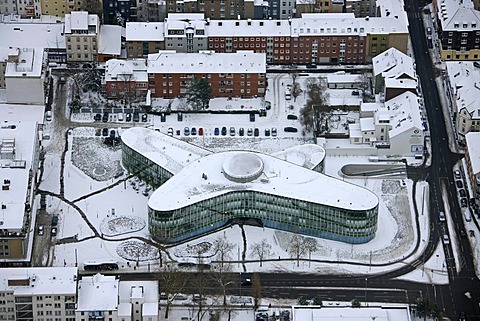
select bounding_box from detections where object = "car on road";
[230,127,236,136]
[272,128,277,136]
[443,234,450,245]
[214,127,219,136]
[247,128,253,136]
[51,227,57,237]
[306,62,317,69]
[102,128,109,136]
[439,211,446,222]
[141,113,148,122]
[241,278,252,286]
[126,113,132,122]
[265,128,270,136]
[456,180,464,189]
[221,127,227,136]
[239,128,244,136]
[167,127,174,136]
[460,198,468,207]
[284,127,298,133]
[287,114,298,120]
[455,170,461,179]
[460,230,467,238]
[459,189,466,197]
[191,127,197,135]
[198,128,204,136]
[184,127,190,136]
[38,225,44,236]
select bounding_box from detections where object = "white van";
[464,208,472,222]
[118,113,124,121]
[45,111,52,121]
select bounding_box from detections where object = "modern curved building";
[121,128,379,244]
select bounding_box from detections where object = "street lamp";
[364,278,368,307]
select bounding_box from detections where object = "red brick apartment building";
[146,50,266,98]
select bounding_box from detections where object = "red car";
[198,127,204,135]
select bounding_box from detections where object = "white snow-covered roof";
[327,71,360,85]
[292,305,411,321]
[360,117,375,131]
[465,132,480,174]
[437,0,480,32]
[147,50,266,74]
[98,25,122,56]
[384,78,417,89]
[376,0,409,28]
[207,19,291,37]
[373,47,415,80]
[148,150,378,212]
[0,22,65,49]
[118,281,158,317]
[5,47,44,78]
[446,61,480,118]
[0,267,78,295]
[0,104,43,230]
[383,91,422,138]
[77,274,119,311]
[272,144,325,170]
[65,11,98,34]
[121,127,212,175]
[125,22,164,41]
[104,59,148,82]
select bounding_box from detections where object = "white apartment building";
[64,12,100,62]
[0,267,78,321]
[76,274,119,321]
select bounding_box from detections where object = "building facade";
[102,59,148,99]
[64,11,100,62]
[103,0,137,25]
[121,127,379,244]
[465,132,480,205]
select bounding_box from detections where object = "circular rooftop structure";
[222,152,264,183]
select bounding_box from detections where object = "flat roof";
[0,267,78,295]
[292,305,411,321]
[98,25,122,55]
[125,22,164,41]
[5,47,44,78]
[466,132,480,174]
[0,23,65,49]
[149,150,378,212]
[147,50,266,74]
[77,274,118,311]
[121,127,212,175]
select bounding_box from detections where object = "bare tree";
[251,273,262,310]
[299,76,330,135]
[250,239,273,267]
[288,234,307,267]
[355,71,371,100]
[212,235,236,305]
[157,264,187,319]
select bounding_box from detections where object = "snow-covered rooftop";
[372,47,415,80]
[271,144,326,170]
[121,127,212,175]
[0,104,43,230]
[64,11,98,34]
[383,91,422,138]
[125,22,164,41]
[104,59,148,82]
[0,267,78,295]
[292,305,411,321]
[118,281,158,317]
[5,47,44,78]
[446,61,480,118]
[327,71,360,85]
[148,150,378,211]
[0,22,65,49]
[77,274,119,311]
[98,25,122,56]
[465,132,480,174]
[436,0,480,32]
[384,78,417,89]
[147,50,266,74]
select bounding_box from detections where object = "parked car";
[287,114,298,120]
[51,227,57,237]
[230,127,236,136]
[455,170,461,179]
[141,113,148,122]
[51,215,58,226]
[126,113,132,122]
[460,230,467,238]
[271,128,277,136]
[426,27,432,35]
[221,127,227,136]
[167,127,174,136]
[459,189,466,197]
[265,128,270,136]
[102,128,109,136]
[265,101,272,110]
[306,62,317,69]
[191,127,197,135]
[254,128,259,136]
[239,128,245,136]
[133,111,140,122]
[184,127,190,136]
[352,90,360,96]
[250,113,255,122]
[247,128,253,136]
[241,278,252,286]
[198,128,204,136]
[456,180,464,189]
[460,198,468,207]
[102,112,109,122]
[284,127,298,133]
[38,225,44,236]
[94,113,101,121]
[214,127,220,136]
